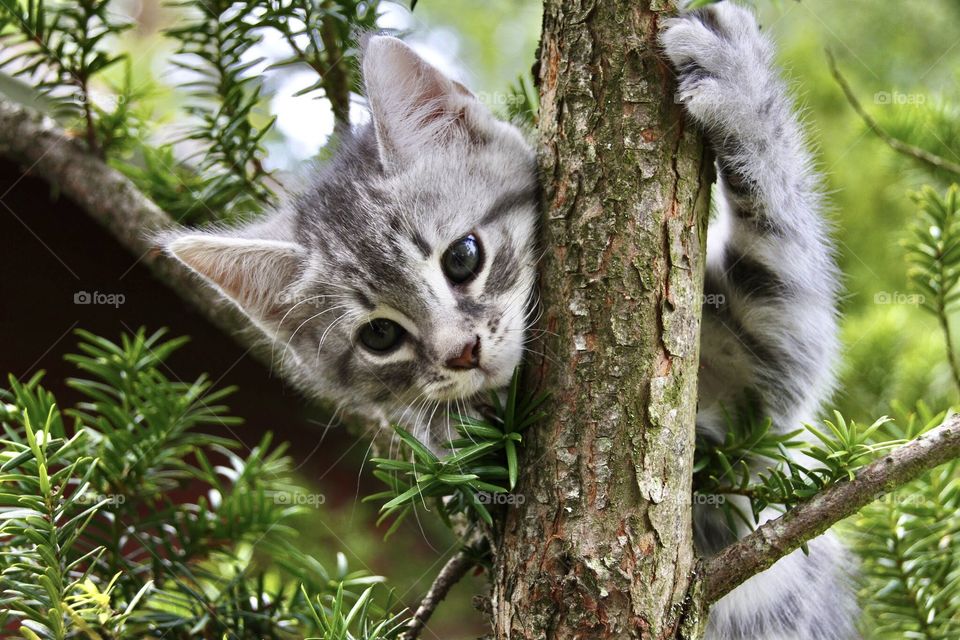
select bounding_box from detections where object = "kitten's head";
[165,36,539,416]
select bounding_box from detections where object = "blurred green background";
[7,0,960,637]
[760,0,960,424]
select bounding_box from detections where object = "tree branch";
[400,546,479,640]
[704,413,960,603]
[825,49,960,177]
[0,97,272,363]
[0,96,398,453]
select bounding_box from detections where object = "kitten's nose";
[445,337,481,370]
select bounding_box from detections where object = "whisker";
[271,294,348,371]
[278,303,352,371]
[315,312,354,362]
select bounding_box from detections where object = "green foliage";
[260,0,380,127]
[817,13,960,630]
[905,184,960,317]
[905,184,960,393]
[88,62,152,157]
[0,0,383,224]
[166,0,277,219]
[111,142,213,224]
[697,401,960,638]
[882,97,960,185]
[366,369,547,537]
[847,405,960,640]
[695,403,902,528]
[302,582,407,640]
[0,329,405,639]
[501,74,538,126]
[0,392,142,639]
[3,1,960,635]
[0,0,132,154]
[838,308,951,422]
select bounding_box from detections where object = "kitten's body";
[165,3,857,638]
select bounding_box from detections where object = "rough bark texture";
[490,1,712,638]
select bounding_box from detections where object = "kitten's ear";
[165,234,304,334]
[363,36,486,166]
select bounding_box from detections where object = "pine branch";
[904,184,960,395]
[167,0,276,217]
[0,329,407,638]
[262,0,380,132]
[704,413,960,603]
[826,49,960,177]
[0,0,133,157]
[850,406,960,640]
[366,369,548,535]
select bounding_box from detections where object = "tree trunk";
[490,1,712,638]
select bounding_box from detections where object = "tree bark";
[490,1,712,638]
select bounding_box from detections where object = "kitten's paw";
[660,2,778,138]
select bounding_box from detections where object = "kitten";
[164,3,857,638]
[164,35,540,441]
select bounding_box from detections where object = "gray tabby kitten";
[164,2,857,638]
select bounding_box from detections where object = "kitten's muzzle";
[445,336,481,370]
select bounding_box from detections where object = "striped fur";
[663,3,858,639]
[164,36,541,445]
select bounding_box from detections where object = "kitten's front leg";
[662,2,839,426]
[662,4,857,640]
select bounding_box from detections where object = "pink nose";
[445,337,481,370]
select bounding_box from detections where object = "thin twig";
[704,413,960,603]
[275,3,351,133]
[825,48,960,177]
[317,4,351,133]
[401,545,481,640]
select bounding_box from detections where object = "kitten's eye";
[358,318,406,353]
[441,234,483,284]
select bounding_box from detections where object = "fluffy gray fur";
[662,4,857,640]
[165,35,539,442]
[164,3,856,638]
